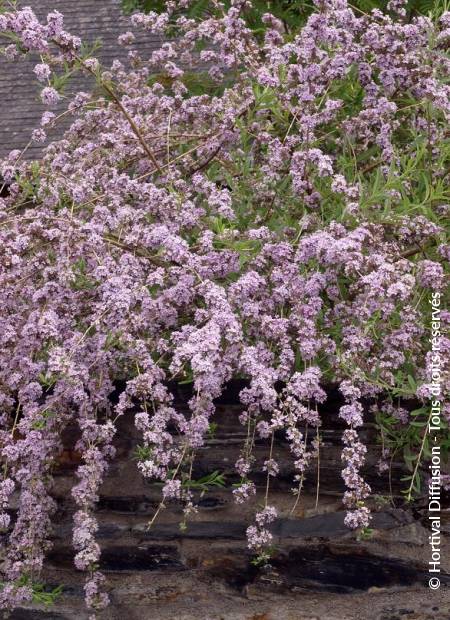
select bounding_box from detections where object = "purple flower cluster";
[341,430,371,529]
[247,505,277,552]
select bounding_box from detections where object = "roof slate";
[0,0,163,159]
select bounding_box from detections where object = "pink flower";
[33,63,51,81]
[40,86,60,106]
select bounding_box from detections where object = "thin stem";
[406,407,435,502]
[264,432,275,508]
[315,423,320,512]
[147,443,188,530]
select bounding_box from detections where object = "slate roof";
[0,0,163,160]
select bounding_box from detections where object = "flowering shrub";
[0,0,449,614]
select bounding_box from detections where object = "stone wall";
[8,385,450,620]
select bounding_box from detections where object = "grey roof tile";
[0,0,163,159]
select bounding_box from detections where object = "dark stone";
[97,523,130,539]
[203,545,448,596]
[204,554,260,590]
[132,510,414,543]
[134,520,246,540]
[272,509,413,540]
[270,547,428,593]
[196,496,227,509]
[97,496,157,514]
[47,545,184,572]
[100,545,185,571]
[51,521,128,541]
